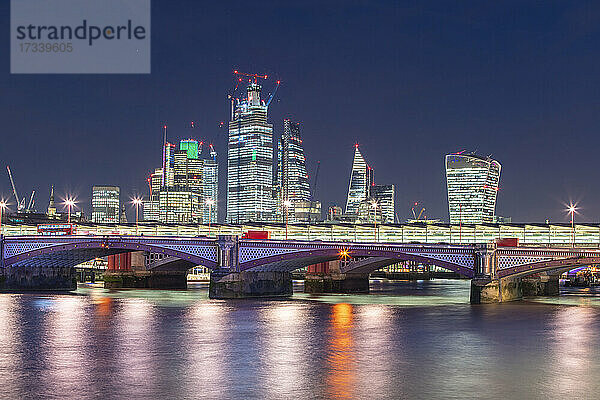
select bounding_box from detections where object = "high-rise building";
[445,153,501,224]
[371,184,395,223]
[275,119,312,222]
[143,137,218,224]
[227,82,275,223]
[202,144,218,224]
[91,185,120,223]
[345,145,374,218]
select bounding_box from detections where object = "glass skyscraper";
[227,82,275,223]
[275,119,312,222]
[91,185,120,223]
[445,153,501,224]
[345,145,374,217]
[202,144,218,224]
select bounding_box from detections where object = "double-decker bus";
[37,223,77,236]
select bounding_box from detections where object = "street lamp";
[283,200,292,240]
[205,198,215,234]
[568,204,577,247]
[64,198,76,223]
[0,200,7,236]
[371,200,379,242]
[132,197,142,235]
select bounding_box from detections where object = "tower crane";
[233,70,268,83]
[6,166,25,211]
[411,202,426,221]
[311,161,320,199]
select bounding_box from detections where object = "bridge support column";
[522,273,560,297]
[208,270,292,299]
[470,278,523,304]
[304,261,370,294]
[104,251,187,290]
[1,265,77,291]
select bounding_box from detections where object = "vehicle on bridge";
[37,223,77,236]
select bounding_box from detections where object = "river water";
[1,279,600,399]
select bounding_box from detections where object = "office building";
[345,144,374,217]
[275,119,312,222]
[227,81,275,223]
[91,186,120,223]
[371,184,395,223]
[202,144,218,224]
[445,153,501,224]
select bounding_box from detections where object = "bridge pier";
[0,265,77,291]
[304,261,370,294]
[209,270,292,299]
[521,274,560,297]
[470,277,523,304]
[103,251,188,290]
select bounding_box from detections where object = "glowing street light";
[283,200,292,240]
[64,198,76,223]
[132,197,142,235]
[0,200,7,236]
[371,200,379,242]
[205,198,215,234]
[567,203,577,246]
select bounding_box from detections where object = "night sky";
[1,1,600,223]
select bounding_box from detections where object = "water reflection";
[327,303,356,399]
[0,295,23,398]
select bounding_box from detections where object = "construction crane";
[311,161,320,199]
[27,190,35,211]
[411,202,426,221]
[265,80,280,107]
[233,70,268,83]
[6,166,25,211]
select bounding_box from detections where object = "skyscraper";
[227,82,275,223]
[91,186,120,223]
[345,145,374,217]
[445,153,501,224]
[275,119,312,222]
[371,184,395,223]
[143,137,218,224]
[202,144,218,224]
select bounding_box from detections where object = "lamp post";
[132,198,142,235]
[205,198,215,235]
[283,200,292,240]
[371,200,379,242]
[568,204,576,247]
[0,200,6,236]
[64,198,75,224]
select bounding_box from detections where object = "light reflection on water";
[2,281,600,399]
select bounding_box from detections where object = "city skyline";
[1,2,599,223]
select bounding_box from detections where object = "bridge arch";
[3,238,218,270]
[240,247,474,277]
[497,255,600,279]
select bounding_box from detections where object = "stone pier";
[104,251,187,290]
[209,269,293,299]
[521,273,560,297]
[0,265,77,291]
[304,260,370,294]
[470,277,523,304]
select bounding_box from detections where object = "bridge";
[2,234,600,303]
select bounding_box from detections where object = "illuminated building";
[445,153,501,224]
[144,138,218,224]
[358,184,395,223]
[275,119,312,222]
[91,185,120,223]
[345,145,374,218]
[293,200,321,223]
[47,185,57,216]
[227,82,275,223]
[202,145,218,223]
[327,205,343,221]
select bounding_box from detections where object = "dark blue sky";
[2,1,600,222]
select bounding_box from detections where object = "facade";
[227,82,275,223]
[144,138,219,224]
[202,145,218,224]
[345,145,374,218]
[47,185,57,216]
[293,200,322,223]
[91,186,120,223]
[275,119,312,222]
[327,205,343,221]
[445,153,501,224]
[371,184,395,223]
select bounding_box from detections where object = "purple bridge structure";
[2,234,600,303]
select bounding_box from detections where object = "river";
[1,279,599,399]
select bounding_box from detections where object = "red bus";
[37,223,77,236]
